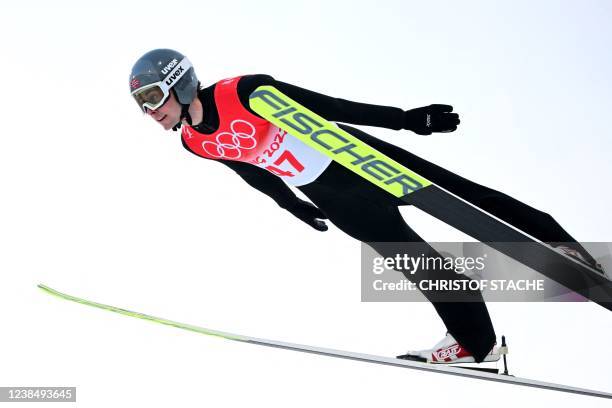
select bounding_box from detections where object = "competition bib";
[181,76,331,186]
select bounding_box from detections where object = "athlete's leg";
[336,124,595,263]
[299,180,496,362]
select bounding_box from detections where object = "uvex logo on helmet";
[161,59,179,75]
[165,65,186,87]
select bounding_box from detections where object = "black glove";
[286,199,328,231]
[403,104,460,135]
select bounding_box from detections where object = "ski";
[39,284,612,400]
[249,86,612,311]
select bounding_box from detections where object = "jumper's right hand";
[287,199,328,231]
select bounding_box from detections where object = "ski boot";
[397,333,510,374]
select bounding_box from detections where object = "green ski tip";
[37,284,246,342]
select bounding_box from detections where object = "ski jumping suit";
[181,75,587,362]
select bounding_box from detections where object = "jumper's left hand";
[287,199,329,232]
[403,104,460,135]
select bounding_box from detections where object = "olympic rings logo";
[201,119,257,159]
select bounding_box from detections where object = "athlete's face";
[146,92,181,130]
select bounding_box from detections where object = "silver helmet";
[129,48,198,113]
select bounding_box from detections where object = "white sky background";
[1,0,611,406]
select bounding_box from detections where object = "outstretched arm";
[237,74,459,135]
[218,160,329,232]
[180,131,328,231]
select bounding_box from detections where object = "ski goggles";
[131,57,193,112]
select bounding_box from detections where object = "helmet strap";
[181,103,192,125]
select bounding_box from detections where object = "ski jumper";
[182,74,589,362]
